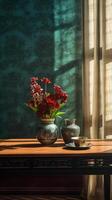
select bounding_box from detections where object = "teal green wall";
[0,0,83,138]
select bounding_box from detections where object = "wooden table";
[0,139,112,200]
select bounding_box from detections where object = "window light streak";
[106,0,112,49]
[105,63,112,121]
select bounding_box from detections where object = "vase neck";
[64,119,76,126]
[40,118,55,124]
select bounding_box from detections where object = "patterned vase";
[37,118,58,145]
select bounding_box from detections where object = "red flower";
[38,102,48,117]
[60,92,68,103]
[54,85,62,93]
[53,85,68,103]
[31,83,43,96]
[46,96,60,109]
[41,77,51,84]
[30,77,43,98]
[31,77,38,84]
[27,76,68,118]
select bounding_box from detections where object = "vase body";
[61,119,80,144]
[37,118,58,145]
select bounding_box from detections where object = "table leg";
[104,175,110,200]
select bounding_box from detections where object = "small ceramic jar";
[61,119,80,144]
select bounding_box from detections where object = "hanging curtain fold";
[83,0,112,199]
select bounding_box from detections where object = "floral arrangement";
[26,77,68,119]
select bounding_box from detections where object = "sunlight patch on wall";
[54,0,76,70]
[53,0,82,126]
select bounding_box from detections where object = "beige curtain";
[83,0,112,199]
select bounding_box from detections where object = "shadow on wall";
[0,0,82,138]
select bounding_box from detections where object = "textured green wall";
[0,0,82,138]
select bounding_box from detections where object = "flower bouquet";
[26,77,68,119]
[26,76,68,145]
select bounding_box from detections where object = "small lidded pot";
[61,119,80,144]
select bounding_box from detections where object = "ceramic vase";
[37,118,58,145]
[61,119,80,144]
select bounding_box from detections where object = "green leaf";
[51,110,65,118]
[55,111,65,116]
[31,107,38,112]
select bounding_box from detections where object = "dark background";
[0,0,83,138]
